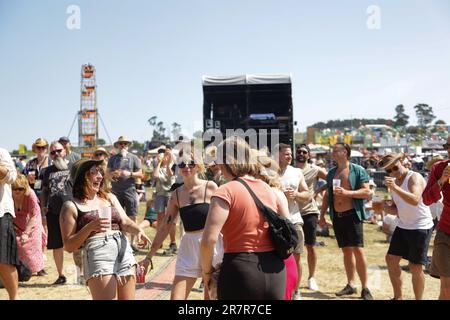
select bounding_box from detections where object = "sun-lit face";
[332,145,347,161]
[178,158,197,177]
[87,166,104,192]
[50,143,66,159]
[384,160,403,178]
[277,148,292,167]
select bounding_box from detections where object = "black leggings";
[218,251,286,300]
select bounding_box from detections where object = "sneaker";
[198,280,204,291]
[169,243,177,254]
[53,275,67,285]
[361,288,373,300]
[292,290,302,300]
[36,269,48,277]
[335,284,357,296]
[308,277,319,291]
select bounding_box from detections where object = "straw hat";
[113,136,132,148]
[426,155,444,170]
[32,138,49,152]
[378,153,404,169]
[94,147,109,156]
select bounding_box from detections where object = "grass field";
[0,188,441,300]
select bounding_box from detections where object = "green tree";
[414,103,436,133]
[394,104,409,128]
[171,122,182,141]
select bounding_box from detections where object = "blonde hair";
[179,148,206,176]
[252,149,282,189]
[216,136,259,178]
[12,174,31,195]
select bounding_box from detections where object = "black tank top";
[176,182,210,232]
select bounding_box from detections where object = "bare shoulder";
[205,180,218,192]
[61,200,77,217]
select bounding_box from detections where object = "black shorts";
[144,218,157,226]
[116,192,138,217]
[332,210,364,248]
[46,213,63,250]
[0,213,19,266]
[302,214,318,246]
[387,227,433,265]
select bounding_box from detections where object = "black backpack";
[235,178,299,259]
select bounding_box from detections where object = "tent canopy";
[202,74,292,86]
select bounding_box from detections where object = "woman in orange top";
[200,137,289,300]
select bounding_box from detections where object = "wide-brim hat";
[426,155,444,170]
[70,159,104,187]
[32,138,49,151]
[94,147,109,156]
[113,136,132,148]
[378,153,403,169]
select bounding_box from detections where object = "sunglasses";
[385,165,399,174]
[178,161,196,169]
[118,142,129,146]
[94,153,105,157]
[89,167,104,176]
[296,150,308,155]
[35,146,47,150]
[50,149,63,155]
[12,188,25,191]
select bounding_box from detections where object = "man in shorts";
[108,136,143,249]
[274,143,311,300]
[423,135,450,300]
[41,141,72,285]
[295,144,328,291]
[320,143,373,300]
[378,153,434,300]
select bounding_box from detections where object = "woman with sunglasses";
[139,151,223,300]
[11,174,46,276]
[60,159,150,300]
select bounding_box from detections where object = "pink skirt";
[284,255,298,300]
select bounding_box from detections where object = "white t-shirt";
[279,165,305,225]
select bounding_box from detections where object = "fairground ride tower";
[78,64,98,157]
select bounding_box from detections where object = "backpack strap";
[234,177,270,220]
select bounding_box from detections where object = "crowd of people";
[0,134,449,301]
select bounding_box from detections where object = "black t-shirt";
[42,165,72,214]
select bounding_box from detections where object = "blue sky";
[1,0,449,152]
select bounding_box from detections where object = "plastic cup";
[332,179,341,189]
[136,266,145,284]
[98,207,111,230]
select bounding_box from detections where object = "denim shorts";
[82,231,136,283]
[154,195,169,213]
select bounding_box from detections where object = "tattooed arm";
[144,192,179,259]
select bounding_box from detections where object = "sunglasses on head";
[177,161,196,169]
[385,165,399,174]
[50,149,63,155]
